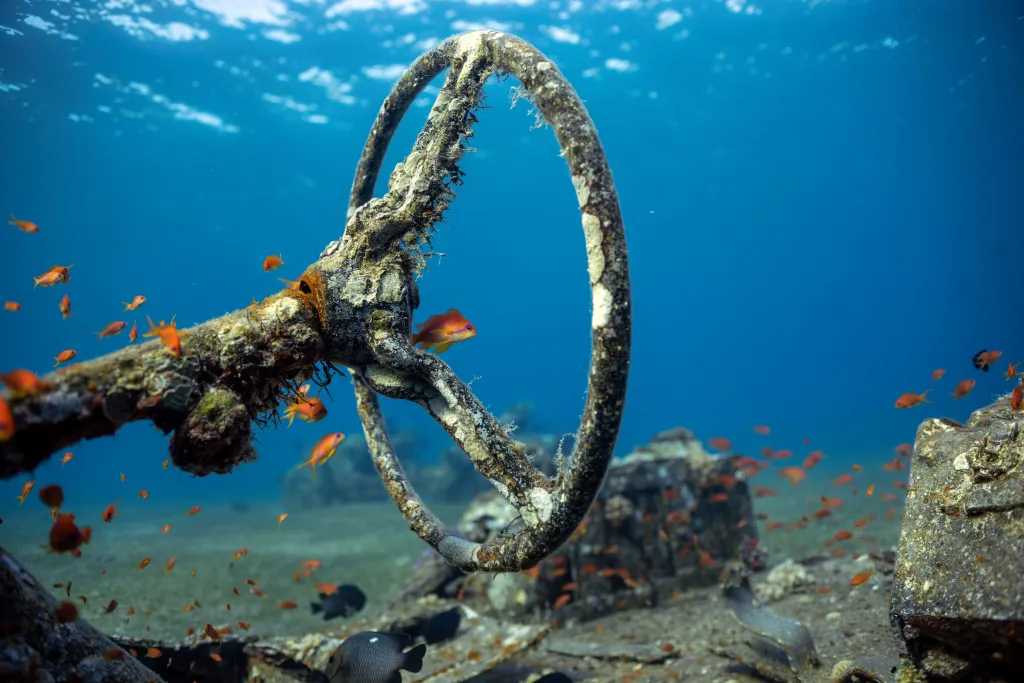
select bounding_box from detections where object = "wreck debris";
[890,395,1024,681]
[721,563,821,680]
[0,30,631,576]
[0,544,167,683]
[398,428,761,622]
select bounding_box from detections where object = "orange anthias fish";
[9,213,39,233]
[894,389,930,409]
[61,452,73,467]
[33,265,72,289]
[54,350,77,367]
[263,254,285,271]
[4,301,20,311]
[951,379,976,401]
[410,308,476,354]
[59,294,71,319]
[0,395,13,443]
[1005,361,1020,381]
[283,393,327,426]
[1011,385,1023,411]
[931,368,945,381]
[972,349,1002,372]
[144,315,184,357]
[16,480,35,505]
[123,295,146,311]
[298,432,345,480]
[102,501,121,522]
[0,369,50,396]
[95,321,128,339]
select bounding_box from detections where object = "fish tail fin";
[402,643,427,674]
[32,276,40,289]
[310,602,321,614]
[920,389,931,403]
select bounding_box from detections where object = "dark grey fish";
[311,584,366,620]
[417,608,461,645]
[535,674,572,683]
[326,631,426,683]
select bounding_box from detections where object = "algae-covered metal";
[890,392,1024,681]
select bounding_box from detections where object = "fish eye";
[465,324,473,331]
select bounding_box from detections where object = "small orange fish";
[38,484,63,518]
[0,369,50,396]
[894,389,930,409]
[128,321,138,343]
[299,559,322,570]
[136,556,151,571]
[138,490,149,499]
[778,467,806,487]
[1005,361,1020,381]
[120,473,126,482]
[1012,385,1023,411]
[162,524,172,534]
[16,480,35,506]
[850,571,874,586]
[165,557,176,573]
[144,315,184,357]
[162,459,168,469]
[866,483,875,497]
[276,601,298,610]
[59,294,71,319]
[123,295,146,311]
[237,621,251,630]
[753,486,779,497]
[0,395,13,443]
[9,213,39,233]
[707,437,732,451]
[410,308,476,354]
[186,506,201,516]
[283,395,327,426]
[60,452,73,468]
[931,368,945,381]
[263,254,285,271]
[54,349,77,367]
[802,450,824,470]
[834,473,853,486]
[833,529,853,541]
[4,301,20,311]
[102,502,120,522]
[951,379,976,401]
[753,425,771,435]
[277,513,288,527]
[972,349,1002,372]
[33,265,72,289]
[297,433,345,479]
[95,321,128,339]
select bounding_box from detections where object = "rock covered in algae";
[890,391,1024,682]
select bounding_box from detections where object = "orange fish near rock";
[410,308,476,354]
[0,369,50,396]
[95,321,127,339]
[931,368,945,381]
[144,315,184,357]
[894,390,930,409]
[0,395,13,443]
[54,349,77,367]
[951,379,976,401]
[1011,385,1023,411]
[298,433,345,480]
[59,294,71,319]
[9,213,39,233]
[283,394,327,426]
[263,254,285,271]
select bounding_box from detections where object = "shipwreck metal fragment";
[0,30,630,576]
[721,562,820,680]
[890,394,1024,681]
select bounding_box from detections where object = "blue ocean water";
[0,0,1020,514]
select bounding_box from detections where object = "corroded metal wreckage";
[0,30,630,683]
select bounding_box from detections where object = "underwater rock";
[890,393,1024,681]
[404,427,760,622]
[0,544,165,683]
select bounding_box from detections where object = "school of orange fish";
[3,213,1022,652]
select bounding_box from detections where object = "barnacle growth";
[0,30,631,577]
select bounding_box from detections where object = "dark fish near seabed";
[311,584,366,620]
[417,608,461,645]
[326,631,426,683]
